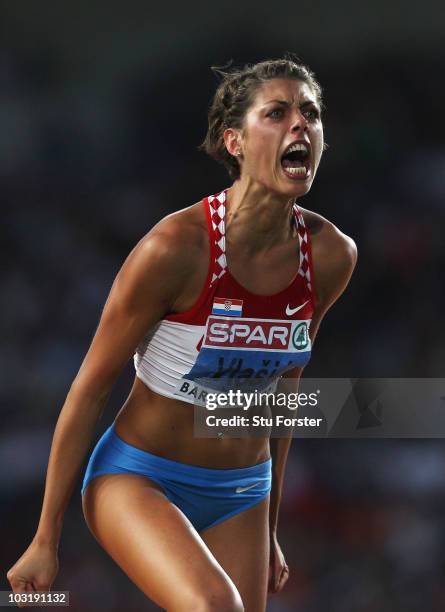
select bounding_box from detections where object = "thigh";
[200,496,270,612]
[82,473,242,611]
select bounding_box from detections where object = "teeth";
[286,142,308,155]
[285,166,307,175]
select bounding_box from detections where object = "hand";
[268,532,289,594]
[7,539,59,608]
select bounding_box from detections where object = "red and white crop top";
[133,188,316,405]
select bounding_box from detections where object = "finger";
[273,556,283,589]
[8,585,27,609]
[18,583,35,608]
[276,566,290,593]
[9,580,35,608]
[273,564,288,592]
[268,572,280,594]
[9,580,27,595]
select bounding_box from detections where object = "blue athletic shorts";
[81,424,272,532]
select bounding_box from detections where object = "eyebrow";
[262,99,319,109]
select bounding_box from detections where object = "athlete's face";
[226,79,324,198]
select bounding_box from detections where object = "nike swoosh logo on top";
[235,482,261,494]
[286,300,309,316]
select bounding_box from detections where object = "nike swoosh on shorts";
[285,300,309,316]
[235,482,261,494]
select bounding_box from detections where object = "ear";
[223,128,243,158]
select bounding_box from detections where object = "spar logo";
[203,316,310,351]
[292,322,309,350]
[205,317,291,349]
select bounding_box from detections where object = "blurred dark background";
[1,1,444,610]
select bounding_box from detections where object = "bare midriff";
[114,376,270,469]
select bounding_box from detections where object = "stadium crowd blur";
[1,14,445,612]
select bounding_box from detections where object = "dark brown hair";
[200,56,323,180]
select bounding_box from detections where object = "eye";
[303,107,320,121]
[267,108,284,119]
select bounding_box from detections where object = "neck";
[225,178,297,253]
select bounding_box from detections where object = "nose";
[290,108,308,133]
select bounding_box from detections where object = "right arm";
[7,222,193,595]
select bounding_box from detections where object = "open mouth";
[281,142,311,180]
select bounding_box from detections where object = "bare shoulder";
[299,207,358,311]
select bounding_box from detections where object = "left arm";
[268,218,358,593]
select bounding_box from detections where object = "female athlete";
[7,58,357,611]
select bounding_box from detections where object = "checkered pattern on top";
[293,204,312,293]
[207,190,312,293]
[207,190,227,285]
